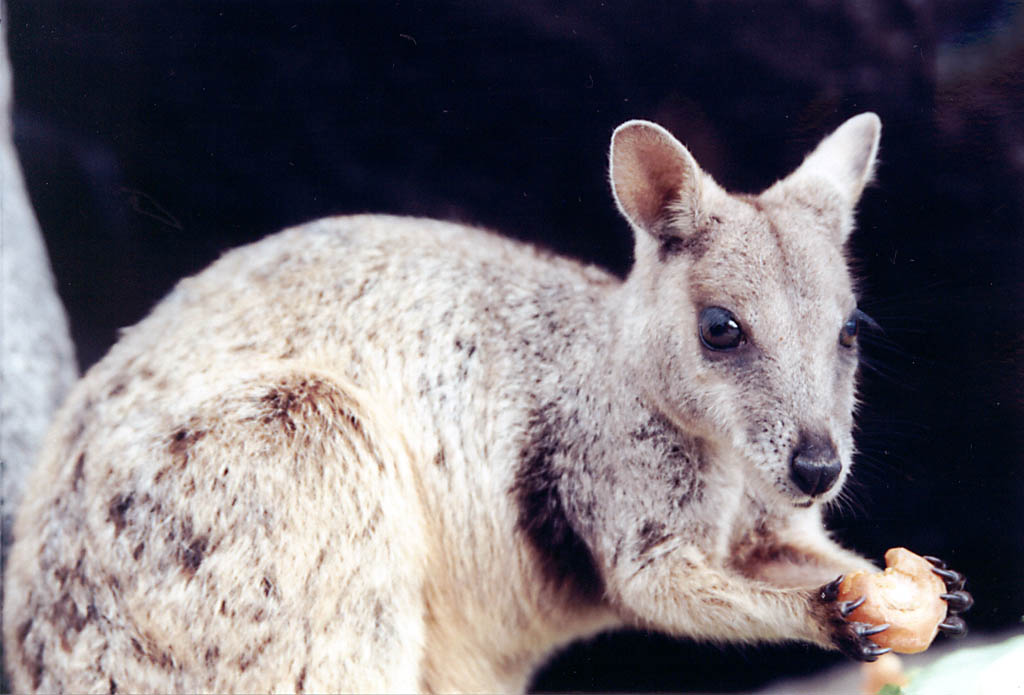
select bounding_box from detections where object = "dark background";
[7,1,1023,691]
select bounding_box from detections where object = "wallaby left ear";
[785,112,882,207]
[609,120,704,241]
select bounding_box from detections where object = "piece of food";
[861,652,908,694]
[839,547,947,654]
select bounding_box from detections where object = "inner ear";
[609,120,702,239]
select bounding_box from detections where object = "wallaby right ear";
[784,112,882,207]
[609,120,703,240]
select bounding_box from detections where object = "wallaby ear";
[609,120,703,240]
[786,112,881,206]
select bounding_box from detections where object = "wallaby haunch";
[4,114,970,693]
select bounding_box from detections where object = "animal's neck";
[412,285,631,693]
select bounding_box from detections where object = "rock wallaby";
[4,114,971,693]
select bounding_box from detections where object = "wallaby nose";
[789,434,842,497]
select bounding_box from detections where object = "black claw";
[839,595,866,617]
[939,615,968,638]
[923,555,947,569]
[820,577,895,663]
[821,575,844,601]
[941,590,974,614]
[866,645,893,660]
[858,622,890,637]
[837,619,892,661]
[931,566,966,591]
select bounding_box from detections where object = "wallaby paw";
[923,555,973,637]
[818,575,892,661]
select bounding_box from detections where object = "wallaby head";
[609,114,881,510]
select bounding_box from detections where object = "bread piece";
[839,547,947,654]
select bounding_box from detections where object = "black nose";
[789,435,842,496]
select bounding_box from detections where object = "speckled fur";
[5,115,884,693]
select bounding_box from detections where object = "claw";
[839,595,866,617]
[923,555,947,569]
[941,590,974,614]
[823,576,896,662]
[858,622,890,637]
[821,575,844,601]
[939,615,967,638]
[932,566,966,591]
[865,645,893,660]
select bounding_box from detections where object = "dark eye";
[839,318,859,348]
[840,309,877,348]
[699,307,744,351]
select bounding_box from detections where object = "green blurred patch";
[877,633,1024,695]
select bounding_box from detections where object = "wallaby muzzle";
[789,433,842,496]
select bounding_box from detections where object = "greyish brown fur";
[6,114,895,692]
